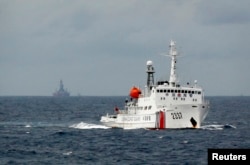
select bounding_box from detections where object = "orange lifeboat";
[129,86,141,98]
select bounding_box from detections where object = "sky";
[1,0,250,96]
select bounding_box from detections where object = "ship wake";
[69,122,110,129]
[201,124,236,130]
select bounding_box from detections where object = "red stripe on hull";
[159,111,165,129]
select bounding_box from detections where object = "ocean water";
[0,96,249,165]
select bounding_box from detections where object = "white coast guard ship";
[100,40,209,129]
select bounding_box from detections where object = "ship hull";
[100,103,209,129]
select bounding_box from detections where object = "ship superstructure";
[100,40,209,129]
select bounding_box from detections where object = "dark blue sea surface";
[0,96,249,165]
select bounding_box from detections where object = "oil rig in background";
[53,80,70,97]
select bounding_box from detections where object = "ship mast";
[168,40,178,87]
[145,60,155,96]
[146,60,155,88]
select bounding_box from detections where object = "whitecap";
[69,122,110,129]
[183,140,188,144]
[63,151,72,156]
[25,124,31,128]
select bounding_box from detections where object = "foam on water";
[22,122,67,128]
[69,122,110,129]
